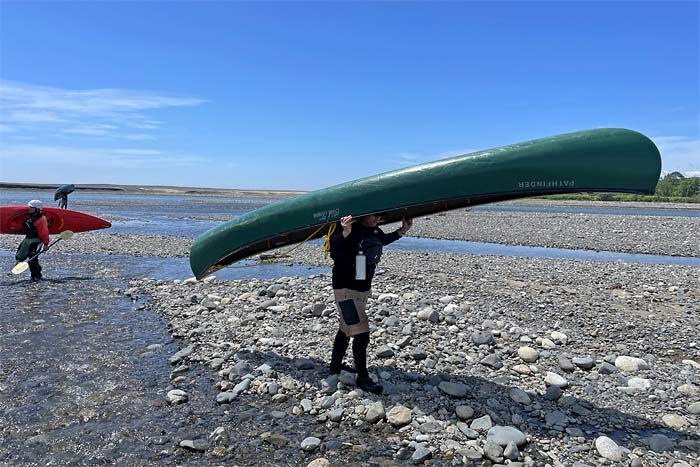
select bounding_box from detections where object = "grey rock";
[208,426,228,445]
[486,426,527,446]
[411,348,428,360]
[365,401,386,424]
[293,358,315,370]
[387,405,412,427]
[572,356,595,369]
[517,346,539,362]
[503,440,520,460]
[411,446,432,464]
[301,436,321,451]
[376,345,395,358]
[509,388,531,405]
[598,362,618,374]
[307,458,331,467]
[480,353,502,369]
[688,401,700,414]
[544,410,567,427]
[471,331,494,345]
[169,344,194,364]
[470,414,493,432]
[417,306,439,323]
[483,441,504,463]
[557,355,575,372]
[396,335,412,347]
[179,439,208,452]
[438,381,468,398]
[329,407,344,422]
[216,391,237,404]
[648,433,674,453]
[455,405,474,420]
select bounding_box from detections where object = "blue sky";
[1,1,698,191]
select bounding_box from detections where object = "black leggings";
[331,330,370,378]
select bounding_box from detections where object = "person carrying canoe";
[15,200,50,281]
[57,193,68,209]
[328,213,413,394]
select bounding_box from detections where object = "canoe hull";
[190,128,662,279]
[0,206,111,234]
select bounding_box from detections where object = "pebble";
[387,405,412,427]
[438,381,468,398]
[615,356,650,372]
[455,405,474,420]
[307,458,331,467]
[661,413,689,429]
[517,346,539,363]
[110,208,700,467]
[594,436,624,461]
[166,389,188,404]
[301,436,321,452]
[411,446,432,464]
[544,372,568,388]
[470,415,493,432]
[486,426,527,446]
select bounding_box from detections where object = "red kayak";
[0,206,111,234]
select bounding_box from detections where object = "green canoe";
[190,128,661,279]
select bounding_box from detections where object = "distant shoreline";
[0,182,305,199]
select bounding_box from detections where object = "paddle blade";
[12,261,29,275]
[59,230,75,240]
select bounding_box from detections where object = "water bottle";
[355,251,366,280]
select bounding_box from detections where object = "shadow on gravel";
[230,349,700,455]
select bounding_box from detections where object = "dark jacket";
[23,212,50,245]
[330,222,401,291]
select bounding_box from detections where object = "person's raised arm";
[399,217,413,236]
[340,215,355,238]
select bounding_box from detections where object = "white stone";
[517,346,539,363]
[595,436,624,461]
[627,377,652,391]
[677,383,700,395]
[387,405,412,427]
[544,372,568,388]
[662,413,689,429]
[550,331,568,344]
[615,356,650,372]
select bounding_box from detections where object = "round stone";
[517,346,539,363]
[486,425,527,446]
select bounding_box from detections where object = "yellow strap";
[323,223,337,259]
[221,223,328,269]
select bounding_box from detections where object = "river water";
[1,190,698,466]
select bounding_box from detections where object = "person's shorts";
[334,288,371,336]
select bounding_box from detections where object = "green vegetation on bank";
[539,173,700,203]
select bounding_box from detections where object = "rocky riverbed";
[1,202,698,466]
[123,247,700,466]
